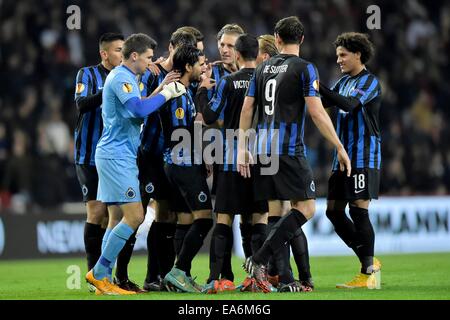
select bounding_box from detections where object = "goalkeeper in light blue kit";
[85,33,185,295]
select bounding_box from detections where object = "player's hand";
[147,56,165,75]
[161,70,181,86]
[203,60,222,78]
[337,145,352,177]
[237,149,254,179]
[199,74,215,90]
[160,81,186,101]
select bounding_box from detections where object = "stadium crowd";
[0,0,449,213]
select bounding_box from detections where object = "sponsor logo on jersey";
[122,83,133,93]
[175,108,185,119]
[76,83,85,94]
[313,80,320,91]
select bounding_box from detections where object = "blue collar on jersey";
[120,64,136,75]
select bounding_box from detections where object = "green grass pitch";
[1,253,449,300]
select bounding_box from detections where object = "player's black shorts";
[253,155,316,201]
[215,171,268,215]
[164,163,212,213]
[75,164,99,202]
[137,148,170,201]
[327,168,380,201]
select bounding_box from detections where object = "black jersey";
[247,54,320,157]
[330,69,382,171]
[204,68,255,171]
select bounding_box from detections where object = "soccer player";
[161,45,213,293]
[319,32,382,288]
[256,34,314,291]
[74,32,138,291]
[196,23,245,283]
[238,16,351,293]
[85,33,186,295]
[138,29,197,292]
[196,34,268,293]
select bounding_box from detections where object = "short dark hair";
[177,26,204,42]
[334,32,375,64]
[216,23,244,40]
[122,33,157,59]
[172,45,202,76]
[274,16,304,45]
[235,34,259,61]
[99,32,124,49]
[170,30,197,48]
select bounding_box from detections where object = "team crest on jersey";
[310,181,316,192]
[122,83,133,93]
[198,191,207,203]
[145,182,154,194]
[139,82,144,92]
[76,83,85,94]
[126,187,136,199]
[82,185,88,196]
[175,108,185,119]
[313,80,320,91]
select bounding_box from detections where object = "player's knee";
[295,202,315,220]
[86,201,107,224]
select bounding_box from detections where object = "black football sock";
[145,221,159,283]
[253,209,307,265]
[326,209,360,257]
[156,222,176,278]
[175,219,213,274]
[84,222,105,271]
[208,223,230,282]
[221,226,234,281]
[267,216,281,276]
[174,224,191,258]
[115,231,137,281]
[251,223,267,254]
[290,228,311,280]
[349,206,375,274]
[239,222,253,258]
[277,242,295,284]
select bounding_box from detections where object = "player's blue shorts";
[96,157,141,204]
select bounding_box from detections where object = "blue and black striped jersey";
[331,69,382,171]
[209,64,231,120]
[74,63,109,166]
[204,68,255,171]
[247,54,320,157]
[160,89,199,166]
[139,65,169,156]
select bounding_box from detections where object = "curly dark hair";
[334,32,375,64]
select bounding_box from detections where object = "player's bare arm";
[306,96,351,176]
